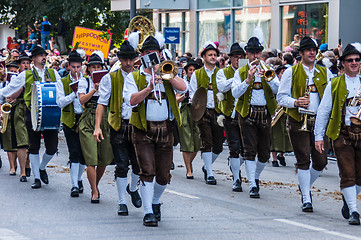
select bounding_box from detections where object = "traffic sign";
[164,27,180,44]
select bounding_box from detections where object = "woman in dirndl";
[176,59,202,179]
[78,51,113,203]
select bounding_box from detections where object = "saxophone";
[0,103,12,134]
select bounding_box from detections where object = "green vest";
[218,66,235,116]
[60,75,76,128]
[195,66,221,113]
[129,71,181,131]
[326,74,348,140]
[287,63,328,121]
[234,64,277,117]
[24,68,57,110]
[108,70,124,131]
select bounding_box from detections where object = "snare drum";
[31,81,61,131]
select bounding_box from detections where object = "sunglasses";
[345,58,361,63]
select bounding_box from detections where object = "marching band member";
[277,37,333,212]
[123,34,187,226]
[315,43,361,225]
[232,37,279,198]
[78,51,113,203]
[189,42,224,185]
[94,40,142,215]
[216,42,245,192]
[56,50,86,197]
[0,46,61,189]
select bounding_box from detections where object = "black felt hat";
[229,42,245,56]
[87,51,104,65]
[140,36,161,52]
[6,61,19,68]
[184,59,201,71]
[30,46,47,57]
[117,40,139,59]
[244,37,264,53]
[340,43,361,61]
[16,52,31,63]
[200,43,220,57]
[68,50,83,63]
[299,37,318,51]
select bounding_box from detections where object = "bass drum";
[31,81,61,131]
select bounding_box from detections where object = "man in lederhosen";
[123,33,187,226]
[277,37,332,211]
[315,43,361,225]
[56,50,86,197]
[216,42,246,192]
[189,42,224,185]
[94,40,142,216]
[232,37,279,198]
[0,46,60,188]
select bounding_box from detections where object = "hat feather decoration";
[76,49,86,58]
[351,42,361,53]
[203,41,217,49]
[321,57,333,69]
[92,50,104,63]
[154,32,165,49]
[239,42,247,50]
[128,31,140,51]
[254,26,264,44]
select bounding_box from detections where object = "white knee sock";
[298,169,311,203]
[39,153,54,170]
[230,157,240,182]
[29,154,40,179]
[342,186,358,214]
[309,167,322,187]
[212,153,218,163]
[78,164,86,181]
[140,181,154,214]
[130,171,139,192]
[245,160,257,190]
[202,152,213,177]
[116,177,128,205]
[70,163,79,188]
[356,185,361,196]
[255,161,266,180]
[152,182,167,204]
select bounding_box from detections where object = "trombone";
[250,59,276,82]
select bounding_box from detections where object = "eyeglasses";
[345,58,361,63]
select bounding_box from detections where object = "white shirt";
[277,64,333,114]
[97,69,132,120]
[123,66,188,122]
[189,66,217,109]
[231,63,279,106]
[0,81,8,104]
[78,76,99,96]
[314,74,361,141]
[56,73,83,115]
[216,65,237,93]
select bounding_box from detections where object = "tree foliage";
[0,0,152,46]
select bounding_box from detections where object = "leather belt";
[253,82,263,90]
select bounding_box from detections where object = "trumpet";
[348,84,361,125]
[0,102,11,134]
[298,78,312,132]
[250,59,276,82]
[158,60,179,81]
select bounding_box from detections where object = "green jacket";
[218,66,235,116]
[195,66,220,113]
[108,70,124,131]
[60,74,76,128]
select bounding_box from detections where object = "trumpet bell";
[351,116,361,126]
[159,60,179,80]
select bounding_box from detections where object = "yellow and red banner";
[72,26,112,59]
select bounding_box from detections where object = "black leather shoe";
[186,175,194,179]
[143,213,158,227]
[78,181,84,194]
[277,155,286,166]
[349,212,360,225]
[171,162,175,170]
[341,195,350,219]
[249,187,260,198]
[255,179,260,191]
[31,179,41,189]
[20,176,27,182]
[126,184,142,208]
[152,204,161,221]
[71,187,80,197]
[232,179,243,192]
[9,171,16,176]
[25,168,31,177]
[202,166,207,181]
[117,204,129,216]
[39,169,49,184]
[302,202,313,212]
[272,161,279,167]
[206,176,217,185]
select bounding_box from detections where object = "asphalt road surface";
[0,134,360,240]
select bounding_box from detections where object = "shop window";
[234,0,271,7]
[198,0,231,9]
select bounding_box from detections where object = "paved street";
[0,134,360,240]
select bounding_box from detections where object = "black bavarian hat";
[184,59,201,71]
[6,61,19,68]
[87,51,104,65]
[30,46,47,57]
[340,43,361,61]
[200,42,219,57]
[16,52,31,63]
[117,40,138,59]
[299,37,318,51]
[140,36,161,52]
[244,37,264,53]
[229,42,245,56]
[68,50,83,63]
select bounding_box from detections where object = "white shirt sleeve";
[314,81,333,141]
[216,69,233,93]
[78,77,88,94]
[189,72,198,99]
[56,79,76,109]
[231,69,250,99]
[173,77,188,95]
[265,75,280,94]
[97,73,112,106]
[123,72,139,107]
[0,71,26,98]
[276,67,296,108]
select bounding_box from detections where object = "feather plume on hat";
[322,57,333,69]
[76,49,86,59]
[351,42,361,53]
[128,31,140,51]
[92,50,104,63]
[154,32,165,49]
[203,41,217,49]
